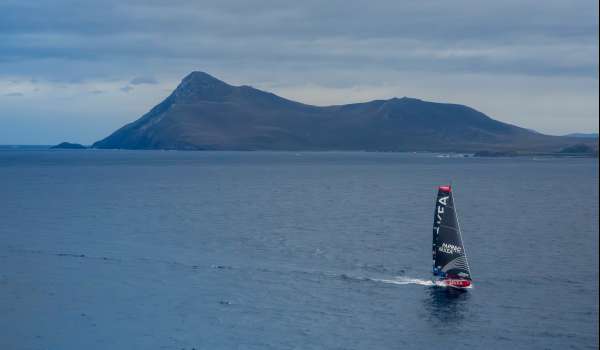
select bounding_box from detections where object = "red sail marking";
[439,185,452,193]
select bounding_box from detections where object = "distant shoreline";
[0,145,597,158]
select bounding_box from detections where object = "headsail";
[432,185,472,280]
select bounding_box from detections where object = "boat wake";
[372,276,437,286]
[7,247,472,289]
[373,276,473,288]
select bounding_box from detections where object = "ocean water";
[1,151,598,349]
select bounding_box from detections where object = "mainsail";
[432,185,472,280]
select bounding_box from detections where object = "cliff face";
[93,71,586,152]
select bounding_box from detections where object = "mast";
[432,185,472,280]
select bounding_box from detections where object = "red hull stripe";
[444,279,471,288]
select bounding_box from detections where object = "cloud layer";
[0,0,598,144]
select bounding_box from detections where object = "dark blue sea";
[1,151,598,349]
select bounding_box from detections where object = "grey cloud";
[2,1,596,41]
[130,76,158,85]
[0,0,597,80]
[120,85,133,92]
[3,92,24,97]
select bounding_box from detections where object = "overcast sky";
[1,0,598,144]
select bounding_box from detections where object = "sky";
[1,0,598,144]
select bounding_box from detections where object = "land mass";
[562,133,599,139]
[51,142,87,149]
[93,71,598,154]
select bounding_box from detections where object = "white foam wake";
[374,277,474,289]
[373,276,437,286]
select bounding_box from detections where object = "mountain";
[93,72,596,153]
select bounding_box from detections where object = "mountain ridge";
[93,71,597,153]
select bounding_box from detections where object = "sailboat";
[432,185,472,288]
